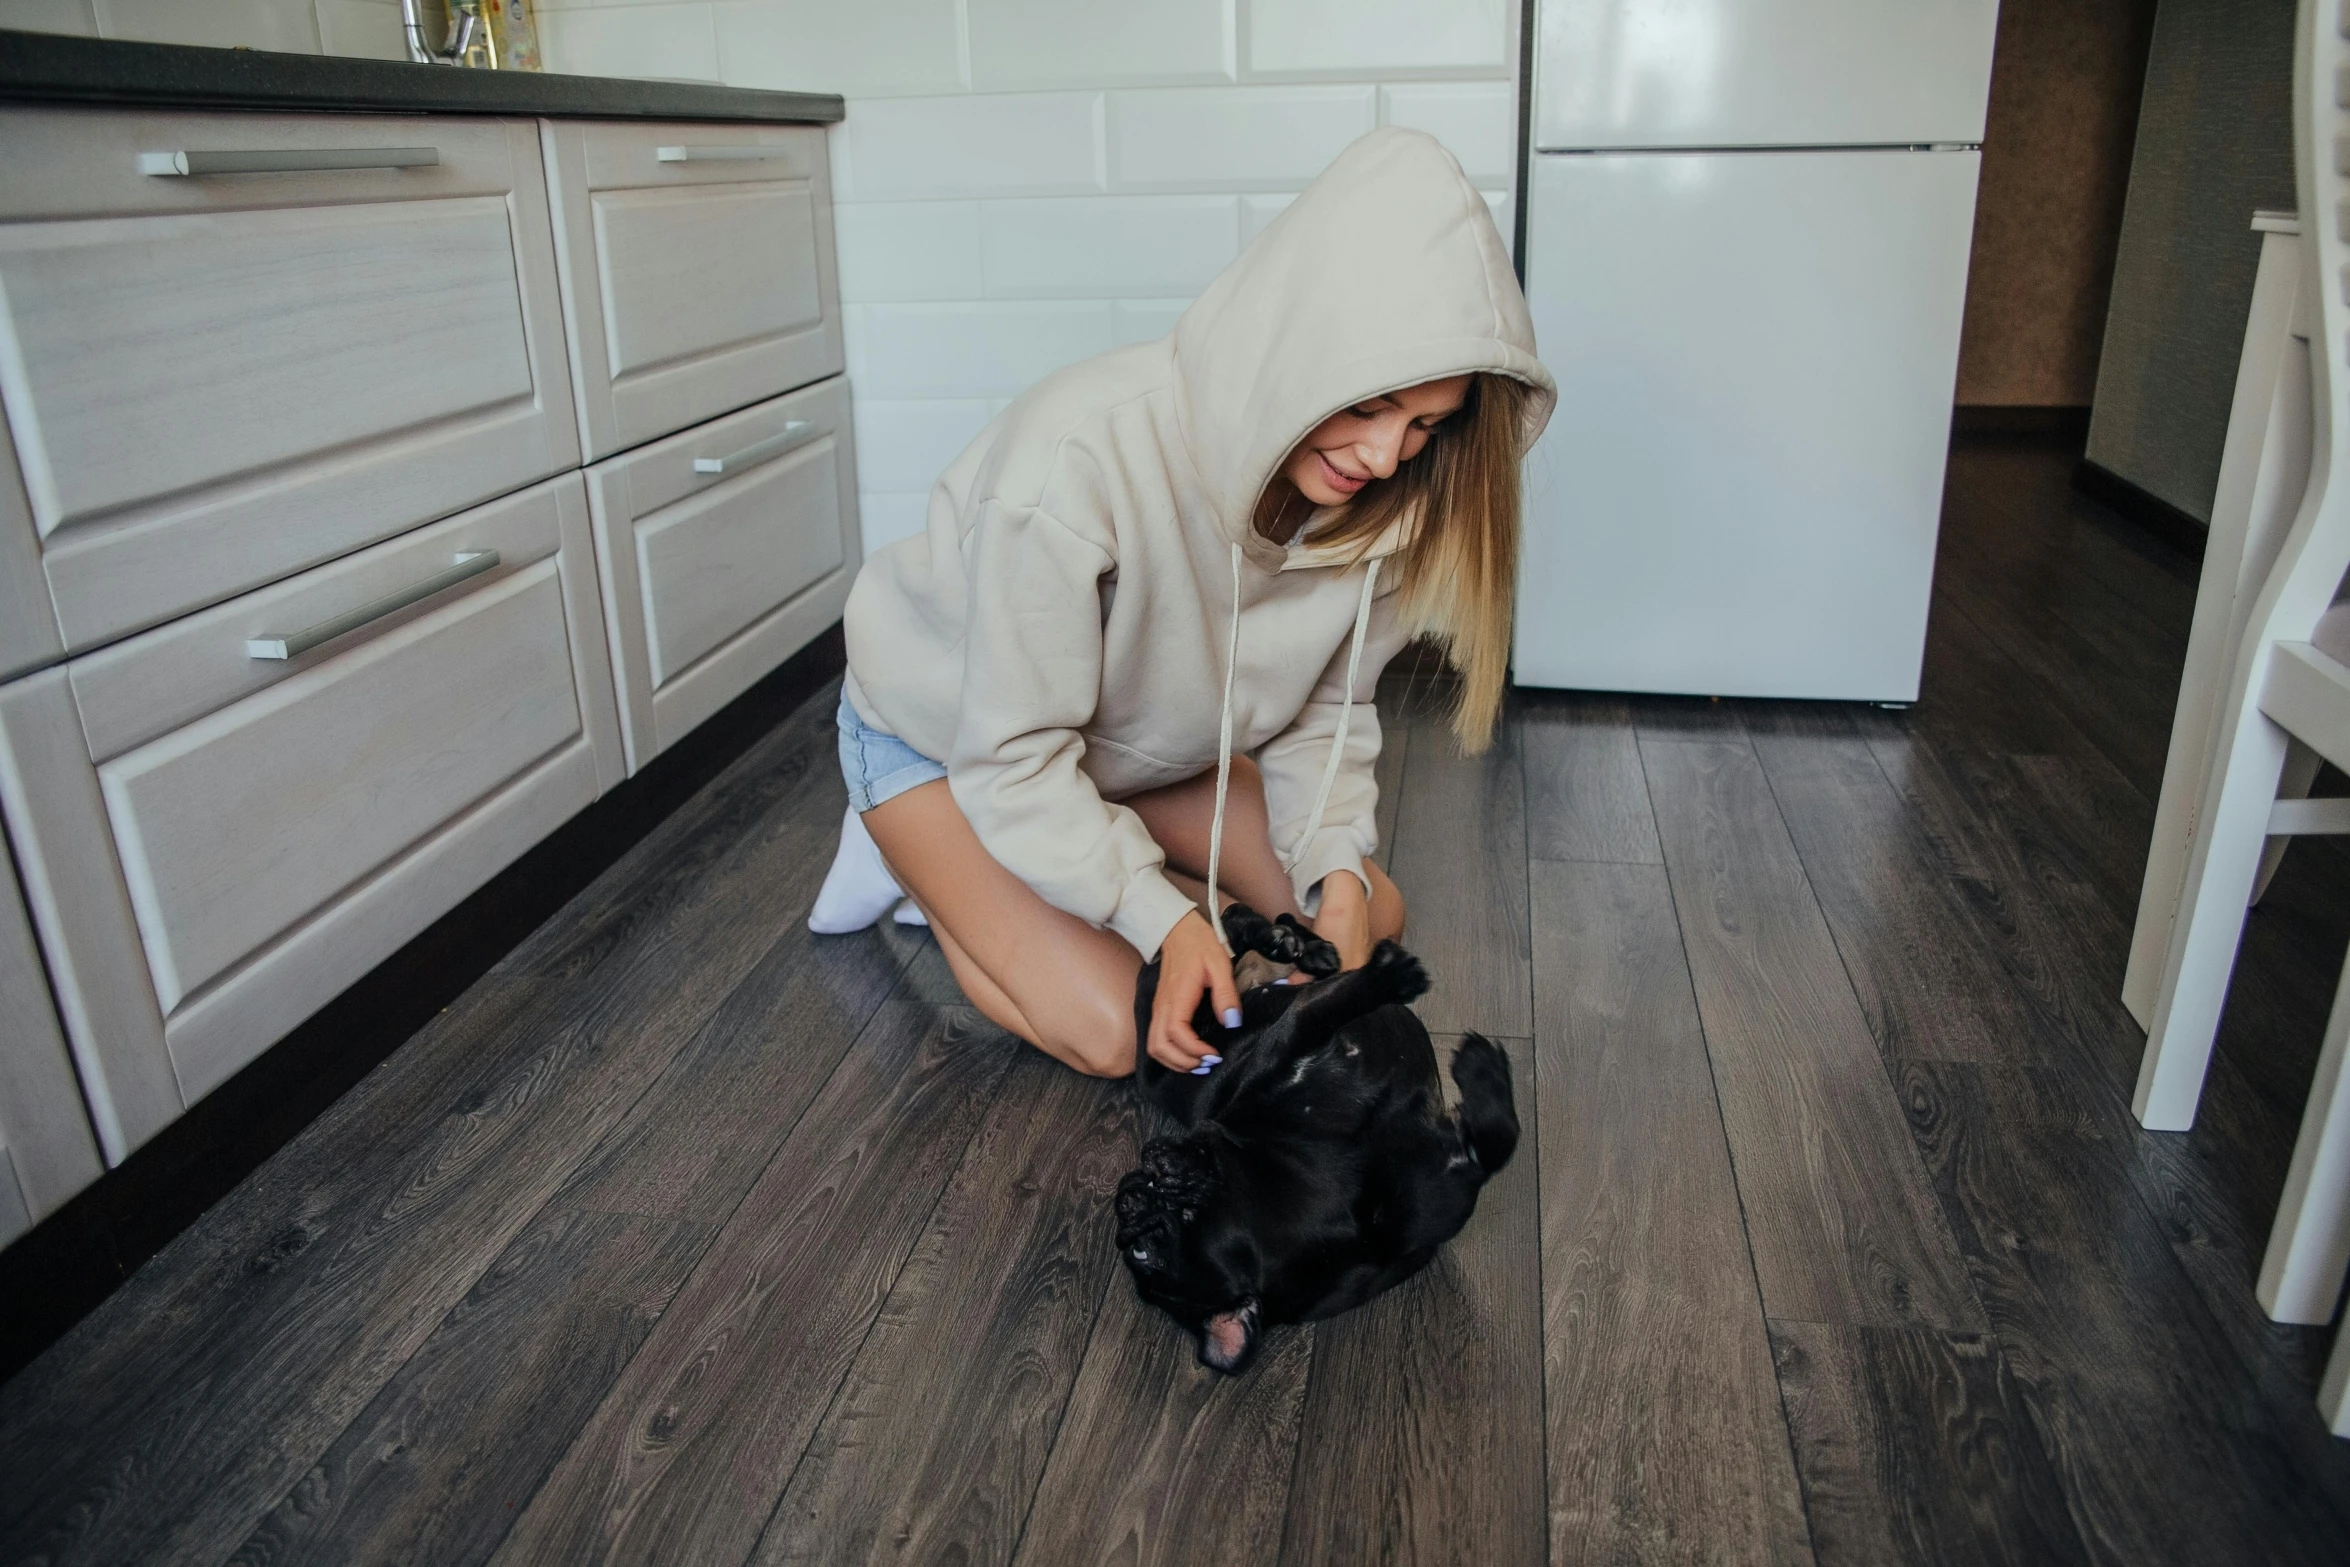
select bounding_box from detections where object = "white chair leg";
[2138,710,2293,1129]
[2258,944,2350,1320]
[2252,738,2324,905]
[2324,1315,2350,1437]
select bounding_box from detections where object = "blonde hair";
[1254,371,1532,753]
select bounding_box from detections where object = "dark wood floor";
[4,437,2348,1565]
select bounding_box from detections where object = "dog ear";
[1114,1133,1221,1267]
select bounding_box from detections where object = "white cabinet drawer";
[542,119,843,461]
[0,475,623,1161]
[586,376,858,771]
[0,843,101,1241]
[0,105,580,652]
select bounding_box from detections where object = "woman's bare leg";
[859,756,1406,1077]
[864,779,1141,1076]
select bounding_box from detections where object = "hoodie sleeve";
[945,502,1201,959]
[1256,577,1415,911]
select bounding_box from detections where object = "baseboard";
[1951,404,2093,443]
[0,624,846,1384]
[2070,457,2208,562]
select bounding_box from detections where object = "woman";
[811,127,1554,1077]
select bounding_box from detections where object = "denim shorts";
[838,689,949,812]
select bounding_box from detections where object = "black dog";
[1113,905,1518,1373]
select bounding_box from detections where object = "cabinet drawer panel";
[0,106,579,650]
[544,119,842,459]
[587,376,859,771]
[593,182,823,380]
[0,475,624,1158]
[0,200,532,534]
[638,438,843,684]
[99,562,580,1013]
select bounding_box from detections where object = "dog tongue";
[1204,1310,1251,1369]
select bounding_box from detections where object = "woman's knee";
[1031,982,1139,1078]
[1366,859,1407,942]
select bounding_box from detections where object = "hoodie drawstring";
[1203,546,1380,956]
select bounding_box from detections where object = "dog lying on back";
[1114,905,1519,1373]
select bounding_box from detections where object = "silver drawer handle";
[694,421,817,476]
[139,147,440,177]
[246,551,498,661]
[657,145,789,163]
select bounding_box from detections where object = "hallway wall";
[1955,0,2157,409]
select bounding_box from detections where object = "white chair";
[2127,0,2350,1426]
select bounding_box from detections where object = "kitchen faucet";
[399,0,478,65]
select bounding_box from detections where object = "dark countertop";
[0,28,842,124]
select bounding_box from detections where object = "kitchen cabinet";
[0,62,852,1185]
[541,118,844,462]
[587,376,858,772]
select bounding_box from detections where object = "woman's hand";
[1313,871,1373,971]
[1148,911,1243,1074]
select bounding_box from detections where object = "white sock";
[808,806,907,934]
[892,899,929,927]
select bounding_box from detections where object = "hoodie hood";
[1171,126,1556,554]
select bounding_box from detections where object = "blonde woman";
[811,127,1555,1077]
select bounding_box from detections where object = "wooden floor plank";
[486,1003,1014,1567]
[1520,691,1663,865]
[222,1210,710,1567]
[1013,1287,1312,1567]
[1531,859,1812,1566]
[1385,702,1531,1036]
[0,692,850,1567]
[1277,1035,1545,1567]
[221,904,903,1567]
[1640,736,1984,1331]
[1898,1057,2350,1563]
[1746,704,2040,1063]
[750,1049,1131,1567]
[1770,1321,2090,1567]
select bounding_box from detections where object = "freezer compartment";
[1533,0,1997,151]
[1514,148,1980,701]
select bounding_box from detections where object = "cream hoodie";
[841,127,1555,958]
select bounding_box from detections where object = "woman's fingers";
[1149,912,1241,1073]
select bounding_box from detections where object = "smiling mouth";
[1317,451,1367,492]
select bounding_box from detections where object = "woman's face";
[1280,375,1471,507]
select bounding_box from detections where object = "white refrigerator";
[1514,0,2001,700]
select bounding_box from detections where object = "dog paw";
[1363,940,1431,1004]
[1272,913,1342,977]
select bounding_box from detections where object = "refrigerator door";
[1533,0,1998,150]
[1513,148,1979,700]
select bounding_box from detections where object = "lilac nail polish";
[1201,1055,1222,1066]
[1190,1064,1213,1075]
[1222,1007,1243,1029]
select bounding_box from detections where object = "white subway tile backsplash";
[539,2,718,81]
[981,196,1237,299]
[0,0,94,35]
[1379,81,1516,185]
[714,0,963,98]
[852,399,994,492]
[837,92,1104,202]
[314,0,404,60]
[966,0,1228,91]
[847,301,1116,397]
[860,492,932,555]
[1108,84,1375,192]
[1240,193,1293,246]
[1113,299,1193,345]
[93,0,319,51]
[1245,0,1512,79]
[835,203,984,301]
